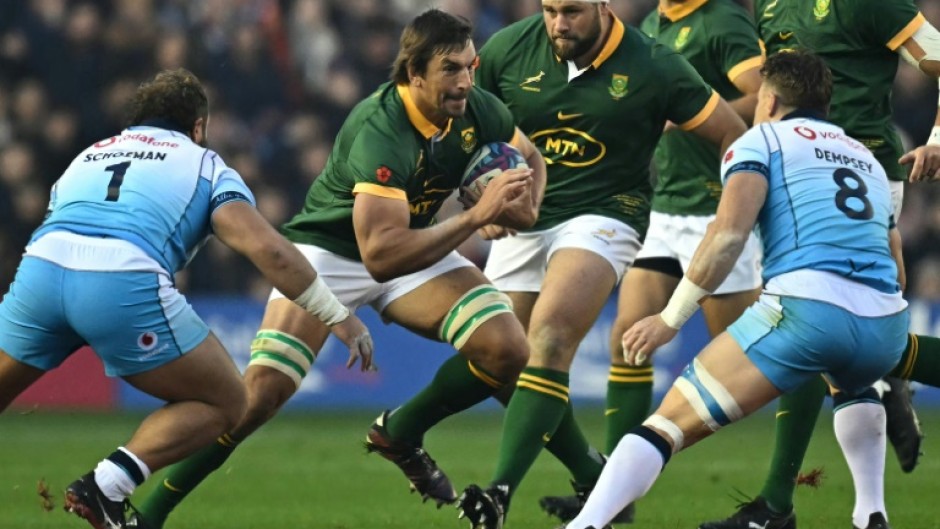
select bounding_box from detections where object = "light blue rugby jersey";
[31,126,255,274]
[720,114,898,294]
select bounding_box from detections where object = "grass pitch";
[1,408,937,528]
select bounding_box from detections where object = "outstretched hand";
[330,314,376,372]
[901,144,940,182]
[622,315,678,366]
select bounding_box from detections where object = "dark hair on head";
[390,9,473,84]
[126,68,208,132]
[760,49,832,116]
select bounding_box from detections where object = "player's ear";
[766,91,780,119]
[408,64,422,87]
[191,116,207,145]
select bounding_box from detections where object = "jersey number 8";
[832,168,873,221]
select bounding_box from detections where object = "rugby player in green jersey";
[699,2,940,529]
[456,1,748,527]
[535,0,766,523]
[129,10,546,529]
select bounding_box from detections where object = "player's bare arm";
[212,201,374,370]
[687,97,748,158]
[897,17,940,181]
[353,170,530,282]
[513,127,548,214]
[622,170,766,365]
[727,65,763,125]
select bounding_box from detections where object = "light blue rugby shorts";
[727,294,909,396]
[0,256,209,377]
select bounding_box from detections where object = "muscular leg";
[0,349,46,412]
[605,267,678,453]
[703,289,825,517]
[377,266,529,445]
[487,248,617,497]
[120,332,246,471]
[139,300,330,528]
[568,333,783,529]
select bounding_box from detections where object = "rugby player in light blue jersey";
[0,69,372,529]
[564,50,908,529]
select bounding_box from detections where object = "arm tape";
[293,276,350,326]
[899,19,940,70]
[660,276,711,330]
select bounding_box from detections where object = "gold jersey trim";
[679,91,720,131]
[727,55,764,83]
[659,0,710,23]
[508,128,523,151]
[591,14,626,69]
[887,12,925,51]
[353,182,407,201]
[396,84,453,139]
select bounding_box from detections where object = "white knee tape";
[643,414,685,453]
[438,285,514,349]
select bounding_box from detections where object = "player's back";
[33,126,233,274]
[734,117,897,293]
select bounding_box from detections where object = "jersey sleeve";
[720,125,771,185]
[205,151,256,212]
[708,7,763,83]
[655,47,718,130]
[346,124,412,201]
[857,0,923,50]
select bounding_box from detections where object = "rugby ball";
[460,142,528,197]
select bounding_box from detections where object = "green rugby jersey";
[641,0,762,216]
[281,82,517,261]
[755,0,924,181]
[477,13,718,235]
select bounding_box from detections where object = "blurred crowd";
[2,0,940,301]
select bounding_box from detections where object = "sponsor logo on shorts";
[592,228,616,245]
[137,332,159,351]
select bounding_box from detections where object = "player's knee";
[529,323,580,369]
[673,358,743,436]
[472,330,529,382]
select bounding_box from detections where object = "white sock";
[834,402,888,528]
[93,447,151,502]
[566,434,664,529]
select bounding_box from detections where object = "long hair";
[389,9,473,84]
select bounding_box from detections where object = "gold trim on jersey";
[396,84,453,140]
[659,0,709,23]
[591,14,625,69]
[727,55,764,83]
[352,182,407,201]
[679,91,719,131]
[508,128,524,152]
[887,13,925,51]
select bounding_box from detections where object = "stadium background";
[4,0,940,412]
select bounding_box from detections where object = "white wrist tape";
[660,276,710,330]
[293,276,350,326]
[929,124,940,146]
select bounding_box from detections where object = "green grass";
[1,408,937,528]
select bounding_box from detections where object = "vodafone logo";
[94,136,117,148]
[794,126,817,140]
[724,150,734,163]
[93,132,179,149]
[137,331,159,351]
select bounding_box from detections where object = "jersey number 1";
[104,161,131,201]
